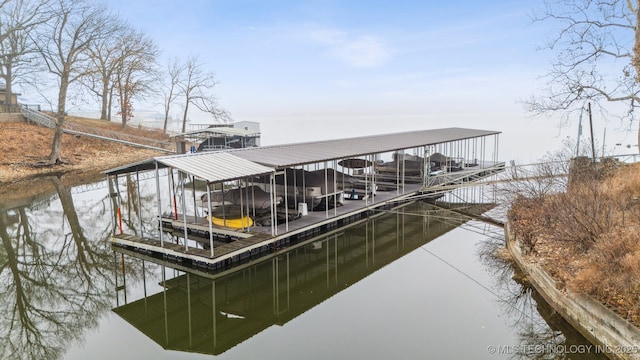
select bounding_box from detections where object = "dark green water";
[0,176,606,359]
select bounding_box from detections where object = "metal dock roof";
[105,127,499,179]
[227,127,499,168]
[104,151,274,181]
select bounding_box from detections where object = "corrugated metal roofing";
[105,127,499,179]
[157,152,274,182]
[104,152,274,181]
[227,127,499,168]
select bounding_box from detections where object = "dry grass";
[64,115,170,141]
[0,119,165,185]
[510,161,640,326]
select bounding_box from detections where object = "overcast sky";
[95,0,636,162]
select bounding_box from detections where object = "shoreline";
[504,222,640,360]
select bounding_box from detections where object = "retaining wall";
[505,222,640,360]
[0,113,25,123]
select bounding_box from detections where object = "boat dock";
[105,127,504,270]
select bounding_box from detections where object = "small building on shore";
[173,122,261,154]
[0,83,21,112]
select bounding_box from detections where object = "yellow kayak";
[208,215,253,229]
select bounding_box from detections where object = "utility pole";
[588,102,596,163]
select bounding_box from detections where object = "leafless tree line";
[0,0,228,164]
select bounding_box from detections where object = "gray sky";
[82,0,638,162]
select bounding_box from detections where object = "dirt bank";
[0,121,164,186]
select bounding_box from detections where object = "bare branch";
[0,0,53,105]
[32,0,116,164]
[160,57,183,132]
[527,0,640,147]
[112,27,159,127]
[177,55,230,132]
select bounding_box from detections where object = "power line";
[417,235,533,320]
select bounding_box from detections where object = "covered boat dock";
[105,127,504,270]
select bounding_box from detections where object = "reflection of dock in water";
[112,202,478,356]
[105,127,504,269]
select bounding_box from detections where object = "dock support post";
[169,168,178,220]
[192,175,198,218]
[155,161,164,248]
[238,179,245,232]
[207,182,214,257]
[365,158,369,206]
[324,162,328,219]
[181,171,189,252]
[270,173,277,236]
[494,133,499,166]
[422,146,428,188]
[212,280,217,349]
[396,151,400,195]
[370,154,375,204]
[136,170,143,237]
[108,175,116,236]
[114,175,123,234]
[251,179,256,220]
[187,273,193,347]
[293,166,298,209]
[302,165,306,205]
[333,160,337,217]
[402,150,406,194]
[162,265,168,343]
[284,169,289,232]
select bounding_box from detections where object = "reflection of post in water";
[113,202,475,356]
[123,174,147,236]
[108,173,156,238]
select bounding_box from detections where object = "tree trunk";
[107,86,113,121]
[181,102,189,133]
[5,63,13,107]
[49,77,68,164]
[120,90,127,127]
[100,76,109,120]
[163,107,170,132]
[48,126,64,164]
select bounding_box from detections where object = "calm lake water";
[0,175,606,360]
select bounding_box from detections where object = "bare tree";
[0,0,51,108]
[177,55,230,133]
[33,0,111,164]
[161,57,182,132]
[83,18,126,120]
[112,27,158,127]
[526,0,640,148]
